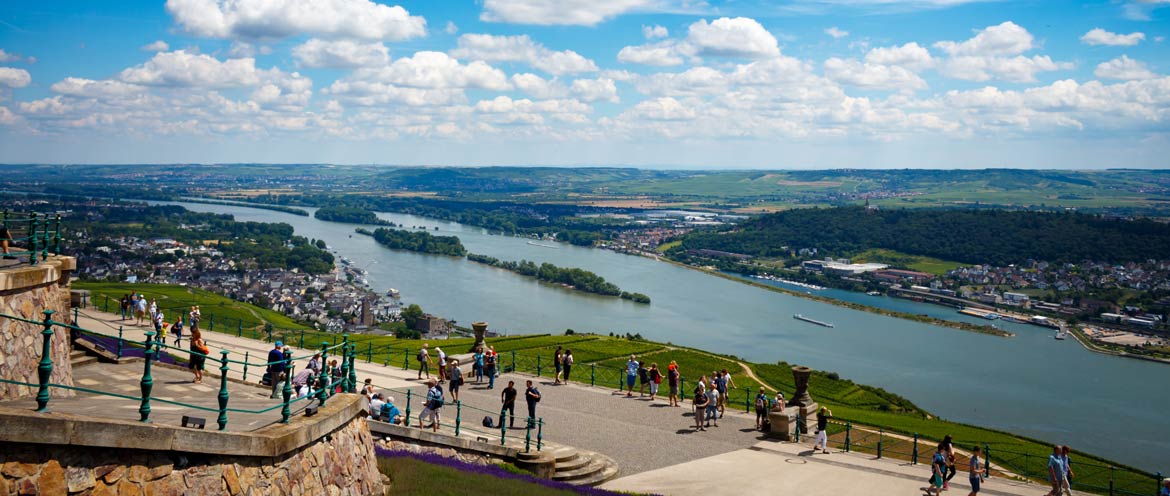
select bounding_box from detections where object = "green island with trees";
[364,227,468,257]
[314,205,393,225]
[467,253,650,304]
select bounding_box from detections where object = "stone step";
[551,450,619,486]
[569,463,620,487]
[71,356,99,368]
[550,446,579,463]
[70,350,87,360]
[552,459,607,481]
[554,453,590,472]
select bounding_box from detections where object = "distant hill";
[672,207,1170,266]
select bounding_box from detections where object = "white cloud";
[0,106,18,125]
[292,39,390,69]
[570,78,619,103]
[825,27,849,39]
[0,67,32,88]
[119,50,264,87]
[510,73,568,99]
[343,51,511,91]
[164,0,426,41]
[1094,55,1158,80]
[643,25,669,39]
[864,42,933,71]
[935,21,1033,56]
[140,40,170,52]
[618,42,686,66]
[451,34,597,76]
[0,49,31,64]
[445,21,459,35]
[686,17,780,58]
[629,97,696,120]
[480,0,653,26]
[939,55,1071,83]
[824,58,927,90]
[1080,28,1145,46]
[50,78,142,98]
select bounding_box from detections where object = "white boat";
[1054,329,1068,340]
[867,291,882,296]
[794,314,834,328]
[387,288,400,298]
[527,241,559,249]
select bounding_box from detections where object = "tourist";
[188,328,208,384]
[417,343,431,380]
[369,392,386,419]
[148,298,158,322]
[267,341,287,398]
[638,361,649,397]
[135,295,147,326]
[448,358,463,402]
[968,445,984,496]
[927,447,946,495]
[0,223,13,259]
[554,346,563,385]
[307,353,321,374]
[754,387,770,430]
[693,383,708,431]
[171,316,183,346]
[361,378,375,397]
[1046,445,1064,496]
[625,355,638,397]
[648,363,662,400]
[704,384,718,427]
[153,309,166,348]
[720,369,736,417]
[562,350,573,383]
[189,305,201,333]
[1061,445,1075,495]
[814,407,832,454]
[500,380,517,428]
[436,347,447,383]
[380,396,402,425]
[329,359,342,391]
[419,378,443,432]
[1160,479,1169,496]
[940,434,957,489]
[119,294,130,320]
[485,347,498,389]
[292,367,315,397]
[473,347,485,384]
[667,360,680,407]
[525,379,541,428]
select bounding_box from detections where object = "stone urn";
[789,365,815,407]
[470,322,489,353]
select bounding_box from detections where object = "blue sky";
[0,0,1168,168]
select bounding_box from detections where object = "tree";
[401,304,424,329]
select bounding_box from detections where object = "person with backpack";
[485,347,498,389]
[927,447,947,495]
[562,350,574,383]
[940,434,958,489]
[648,363,662,400]
[693,384,709,431]
[638,361,650,397]
[381,396,402,425]
[419,378,443,432]
[417,344,431,380]
[448,358,464,402]
[171,317,183,346]
[266,341,287,399]
[525,379,541,428]
[667,361,680,407]
[754,387,770,430]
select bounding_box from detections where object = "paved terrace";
[65,308,1048,495]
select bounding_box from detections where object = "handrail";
[0,211,63,264]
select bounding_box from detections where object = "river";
[160,200,1169,471]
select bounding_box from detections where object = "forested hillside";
[671,207,1170,265]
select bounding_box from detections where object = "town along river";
[161,200,1169,471]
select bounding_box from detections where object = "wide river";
[165,201,1168,471]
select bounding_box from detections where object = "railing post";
[267,324,272,343]
[454,400,462,437]
[281,357,294,424]
[139,331,156,422]
[877,429,883,458]
[209,314,214,332]
[1024,452,1029,480]
[237,321,242,337]
[347,346,358,394]
[402,348,409,370]
[404,390,412,427]
[525,418,532,453]
[536,354,541,377]
[340,335,350,391]
[53,214,62,255]
[27,215,38,265]
[317,342,330,405]
[500,407,508,446]
[793,415,800,443]
[384,346,391,367]
[73,306,79,326]
[35,310,56,412]
[242,351,250,381]
[299,329,305,349]
[984,444,990,478]
[41,215,51,260]
[511,350,516,373]
[1156,472,1162,496]
[104,295,110,313]
[537,418,543,451]
[846,422,853,453]
[116,325,124,360]
[217,350,230,430]
[911,432,918,463]
[590,364,595,386]
[744,388,750,413]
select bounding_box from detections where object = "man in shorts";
[419,378,442,432]
[968,446,985,496]
[625,355,638,397]
[0,223,15,260]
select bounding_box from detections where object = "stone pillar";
[788,366,815,407]
[798,403,819,437]
[471,321,488,353]
[0,257,76,400]
[767,410,791,441]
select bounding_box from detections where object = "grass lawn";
[378,455,597,496]
[850,248,964,276]
[76,282,309,330]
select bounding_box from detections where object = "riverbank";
[655,257,1013,337]
[1068,325,1170,365]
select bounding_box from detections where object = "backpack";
[429,388,444,409]
[755,396,767,410]
[417,350,426,362]
[530,388,541,403]
[482,416,494,428]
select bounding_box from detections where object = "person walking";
[500,380,517,428]
[625,355,638,397]
[717,369,735,418]
[667,361,680,407]
[927,447,947,495]
[693,383,708,431]
[1046,445,1064,496]
[704,385,719,427]
[485,347,498,389]
[553,346,563,385]
[648,363,662,400]
[448,359,463,402]
[119,294,130,320]
[416,344,431,380]
[754,387,770,430]
[968,445,985,496]
[153,309,167,351]
[189,305,201,333]
[1060,445,1075,495]
[638,361,649,397]
[135,296,147,326]
[171,317,183,346]
[525,380,541,429]
[419,379,443,432]
[940,434,957,489]
[266,341,287,398]
[562,350,574,384]
[436,347,447,383]
[188,329,208,384]
[814,407,832,454]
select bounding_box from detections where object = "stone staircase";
[548,444,620,487]
[70,348,98,368]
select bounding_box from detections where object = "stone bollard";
[798,403,819,439]
[767,409,791,441]
[514,450,556,479]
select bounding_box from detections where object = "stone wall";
[0,257,76,400]
[0,415,384,496]
[376,438,505,467]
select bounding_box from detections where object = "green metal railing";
[0,211,64,265]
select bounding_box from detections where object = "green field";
[850,248,964,275]
[378,455,588,496]
[76,282,310,331]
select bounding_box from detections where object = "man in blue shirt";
[1046,445,1064,496]
[267,341,286,399]
[625,355,638,397]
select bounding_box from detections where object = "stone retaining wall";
[0,415,384,496]
[375,438,505,467]
[0,257,76,400]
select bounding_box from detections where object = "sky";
[0,0,1168,169]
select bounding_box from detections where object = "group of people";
[551,346,575,385]
[926,435,986,496]
[360,379,404,425]
[1044,445,1076,496]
